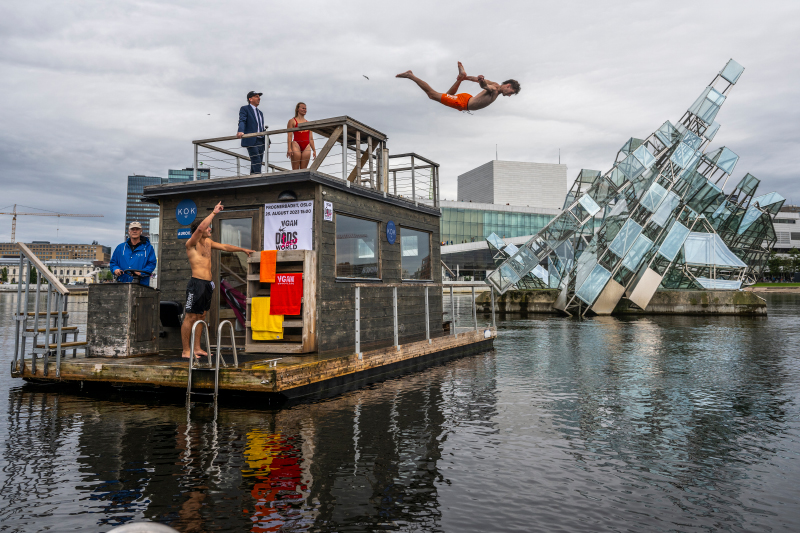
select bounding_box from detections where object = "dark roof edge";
[142,171,441,217]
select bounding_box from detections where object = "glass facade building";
[125,169,210,238]
[440,205,556,245]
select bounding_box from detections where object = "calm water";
[0,291,798,532]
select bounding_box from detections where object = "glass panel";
[578,194,602,217]
[703,121,720,141]
[486,233,505,250]
[400,227,431,279]
[720,59,744,84]
[652,191,680,228]
[670,142,699,169]
[633,145,655,169]
[621,234,653,272]
[737,206,762,235]
[658,222,690,261]
[715,147,739,174]
[609,219,643,257]
[504,243,519,256]
[576,264,612,305]
[219,218,252,333]
[608,168,626,188]
[640,182,668,213]
[681,130,702,150]
[712,234,746,267]
[695,277,742,290]
[655,120,678,147]
[336,215,379,278]
[618,153,645,180]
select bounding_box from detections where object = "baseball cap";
[129,221,142,230]
[247,91,263,99]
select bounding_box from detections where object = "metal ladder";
[186,320,238,404]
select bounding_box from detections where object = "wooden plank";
[309,125,343,172]
[346,140,378,182]
[247,249,308,263]
[36,341,88,349]
[302,250,317,352]
[244,343,306,354]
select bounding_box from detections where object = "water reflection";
[0,294,798,532]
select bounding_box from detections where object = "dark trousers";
[247,142,265,174]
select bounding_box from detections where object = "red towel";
[260,250,276,283]
[269,273,302,315]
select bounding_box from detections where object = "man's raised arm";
[210,241,256,255]
[478,75,500,92]
[186,202,224,249]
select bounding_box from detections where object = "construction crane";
[0,204,104,242]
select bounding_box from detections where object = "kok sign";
[324,201,333,222]
[386,220,397,245]
[176,199,197,226]
[264,201,313,251]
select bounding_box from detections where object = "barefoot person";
[181,202,255,358]
[396,61,520,112]
[286,102,316,170]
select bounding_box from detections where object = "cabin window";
[336,214,380,279]
[401,227,432,280]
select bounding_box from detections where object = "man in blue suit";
[237,91,267,174]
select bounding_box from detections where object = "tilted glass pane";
[576,264,612,305]
[754,191,785,208]
[703,121,721,141]
[688,87,712,115]
[683,232,714,265]
[655,120,678,147]
[735,173,760,197]
[712,234,746,268]
[681,130,702,150]
[608,167,627,188]
[695,277,742,290]
[633,145,656,169]
[652,191,680,228]
[620,138,644,155]
[621,234,654,272]
[618,153,645,180]
[641,182,668,213]
[737,206,762,234]
[486,233,505,250]
[720,59,744,84]
[658,222,690,261]
[609,219,643,257]
[716,147,739,174]
[670,142,698,169]
[504,243,519,255]
[706,88,726,106]
[578,194,602,217]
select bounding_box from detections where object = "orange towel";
[260,250,276,283]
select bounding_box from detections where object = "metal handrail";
[216,320,239,369]
[16,242,69,294]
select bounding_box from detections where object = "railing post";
[237,157,240,177]
[425,286,430,343]
[193,143,198,181]
[450,285,456,337]
[12,254,24,372]
[262,134,269,174]
[355,286,361,358]
[491,286,496,329]
[368,136,374,188]
[55,292,64,377]
[355,130,361,185]
[393,287,399,349]
[43,283,53,376]
[434,166,440,208]
[393,171,397,195]
[343,122,349,186]
[472,286,478,332]
[31,268,42,375]
[19,259,31,374]
[411,155,417,206]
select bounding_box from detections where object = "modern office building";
[440,201,559,244]
[125,169,209,237]
[458,160,568,210]
[774,205,800,251]
[0,241,110,262]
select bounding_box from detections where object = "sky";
[1,0,798,247]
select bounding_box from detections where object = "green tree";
[1,267,7,283]
[28,267,37,284]
[789,248,800,276]
[767,251,782,280]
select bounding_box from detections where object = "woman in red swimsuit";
[286,102,316,170]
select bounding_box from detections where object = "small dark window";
[401,227,432,280]
[791,232,800,241]
[336,214,380,279]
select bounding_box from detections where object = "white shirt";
[250,104,263,131]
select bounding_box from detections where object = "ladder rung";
[35,341,88,349]
[20,312,69,316]
[188,392,215,396]
[26,326,79,332]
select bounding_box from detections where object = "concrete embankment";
[477,289,768,316]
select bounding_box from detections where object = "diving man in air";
[396,61,520,112]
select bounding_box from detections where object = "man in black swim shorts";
[181,202,255,358]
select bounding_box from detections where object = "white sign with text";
[263,201,313,251]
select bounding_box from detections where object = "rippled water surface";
[1,292,799,532]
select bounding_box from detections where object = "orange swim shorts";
[440,93,472,112]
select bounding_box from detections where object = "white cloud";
[1,0,798,244]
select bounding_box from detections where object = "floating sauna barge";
[10,116,495,399]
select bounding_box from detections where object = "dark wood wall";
[316,185,442,353]
[153,177,441,354]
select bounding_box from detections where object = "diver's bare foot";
[396,70,413,79]
[194,349,208,357]
[457,61,466,81]
[181,351,197,359]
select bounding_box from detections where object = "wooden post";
[425,287,430,343]
[193,144,198,180]
[368,136,374,187]
[342,123,348,186]
[355,286,361,357]
[393,171,397,195]
[355,130,361,185]
[264,133,269,173]
[393,287,399,349]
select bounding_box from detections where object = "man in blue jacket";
[110,221,157,286]
[237,90,268,174]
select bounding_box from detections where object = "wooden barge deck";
[15,328,495,399]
